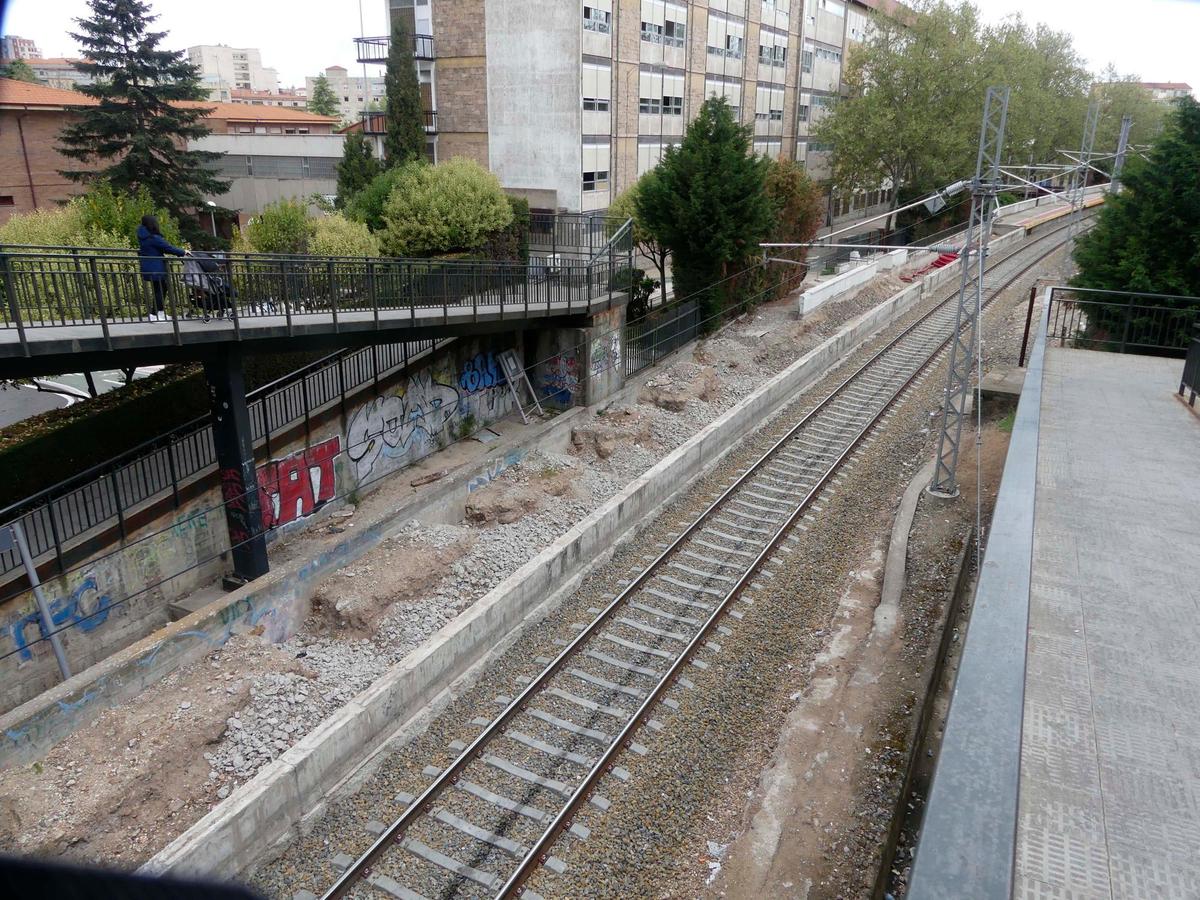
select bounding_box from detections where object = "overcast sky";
[2,0,1197,90]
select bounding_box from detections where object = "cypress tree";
[336,131,381,208]
[637,97,776,321]
[57,0,228,226]
[384,18,426,167]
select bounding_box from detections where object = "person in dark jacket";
[137,215,186,320]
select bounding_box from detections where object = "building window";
[797,104,809,121]
[0,195,14,207]
[639,96,662,114]
[583,170,609,192]
[664,95,683,115]
[802,50,813,73]
[665,20,686,48]
[583,97,610,112]
[641,21,663,43]
[583,6,611,33]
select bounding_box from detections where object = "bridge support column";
[204,346,269,582]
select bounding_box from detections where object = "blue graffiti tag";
[7,575,112,662]
[460,352,502,393]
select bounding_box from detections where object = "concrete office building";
[188,45,280,103]
[24,58,93,91]
[1139,81,1193,103]
[359,0,895,217]
[230,87,309,109]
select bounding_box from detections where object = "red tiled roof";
[0,78,337,124]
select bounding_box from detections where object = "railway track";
[316,221,1077,900]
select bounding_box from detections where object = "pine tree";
[336,131,381,208]
[307,74,339,118]
[2,59,41,83]
[384,18,426,167]
[57,0,228,226]
[637,97,776,321]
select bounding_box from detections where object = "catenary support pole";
[204,345,270,582]
[1110,114,1133,194]
[929,85,1010,498]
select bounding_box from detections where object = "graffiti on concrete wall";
[543,353,580,404]
[590,334,622,379]
[467,449,527,493]
[346,355,513,486]
[5,575,112,663]
[257,436,341,530]
[219,466,254,548]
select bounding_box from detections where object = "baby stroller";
[183,252,236,321]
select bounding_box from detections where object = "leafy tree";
[380,158,513,257]
[343,166,408,232]
[1073,97,1200,305]
[307,74,339,117]
[384,18,426,166]
[2,58,41,83]
[636,97,775,321]
[764,158,824,250]
[238,199,311,254]
[336,131,381,208]
[610,170,669,287]
[57,0,228,228]
[815,1,986,211]
[1090,70,1166,170]
[308,215,381,257]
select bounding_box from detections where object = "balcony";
[355,34,435,64]
[361,110,438,134]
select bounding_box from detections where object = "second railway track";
[313,220,1078,900]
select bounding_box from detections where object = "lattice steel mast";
[928,86,1010,498]
[1110,114,1133,194]
[1065,100,1101,254]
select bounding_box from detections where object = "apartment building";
[1,35,41,62]
[230,87,309,109]
[24,58,93,91]
[360,0,893,216]
[305,66,387,122]
[1140,82,1193,103]
[188,45,280,103]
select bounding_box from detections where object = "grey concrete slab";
[1017,349,1200,900]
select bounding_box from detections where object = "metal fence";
[0,338,450,580]
[1046,288,1200,356]
[528,213,622,262]
[624,301,701,377]
[1180,324,1200,407]
[0,216,635,578]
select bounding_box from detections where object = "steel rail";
[498,221,1078,897]
[320,218,1080,900]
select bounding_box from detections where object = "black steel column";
[204,345,269,581]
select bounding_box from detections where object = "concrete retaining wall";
[142,251,963,881]
[800,248,911,316]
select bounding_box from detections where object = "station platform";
[908,309,1200,899]
[1018,349,1200,898]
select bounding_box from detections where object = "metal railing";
[0,338,450,579]
[1045,286,1200,356]
[359,110,437,134]
[624,301,701,377]
[354,33,435,63]
[0,223,633,352]
[1179,323,1200,407]
[528,213,624,261]
[0,217,634,577]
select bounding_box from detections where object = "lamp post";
[205,200,218,238]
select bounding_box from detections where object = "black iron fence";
[1046,287,1200,356]
[1180,324,1200,407]
[0,338,450,580]
[624,301,701,377]
[355,33,435,63]
[528,213,621,262]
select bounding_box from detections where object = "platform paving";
[1017,348,1200,899]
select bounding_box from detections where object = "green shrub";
[241,199,311,254]
[343,167,407,233]
[77,183,182,247]
[380,159,514,257]
[308,214,381,258]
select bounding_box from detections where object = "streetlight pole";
[206,200,218,239]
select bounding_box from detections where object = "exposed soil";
[0,635,309,867]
